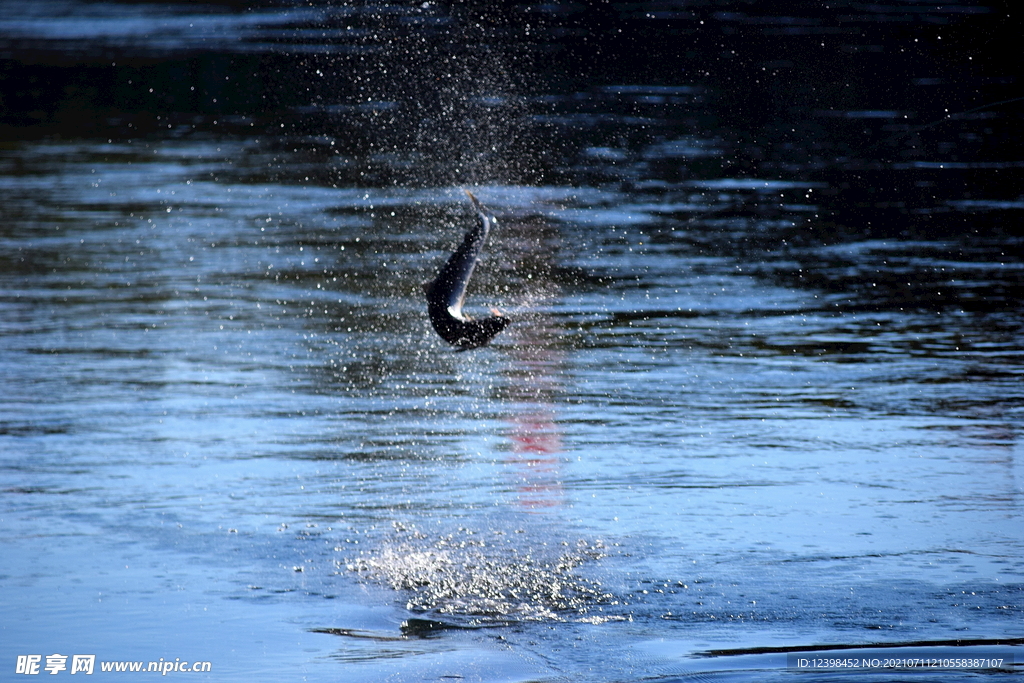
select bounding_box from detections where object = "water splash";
[347,524,615,622]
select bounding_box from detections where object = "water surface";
[1,1,1022,681]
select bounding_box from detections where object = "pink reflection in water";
[497,207,566,510]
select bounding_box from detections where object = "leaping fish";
[424,191,511,350]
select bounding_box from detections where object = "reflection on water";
[1,1,1023,681]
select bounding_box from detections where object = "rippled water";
[2,1,1023,681]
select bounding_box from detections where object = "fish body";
[425,191,510,350]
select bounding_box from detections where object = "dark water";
[2,1,1022,680]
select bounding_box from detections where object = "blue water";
[2,1,1023,681]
